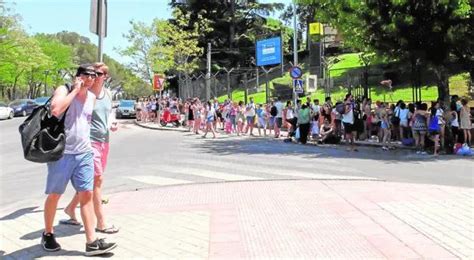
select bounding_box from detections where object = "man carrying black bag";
[41,64,117,256]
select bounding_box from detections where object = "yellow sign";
[309,23,324,35]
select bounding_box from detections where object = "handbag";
[391,108,400,125]
[19,84,71,163]
[295,127,301,140]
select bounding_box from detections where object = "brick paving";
[1,180,472,259]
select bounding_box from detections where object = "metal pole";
[256,67,259,90]
[244,73,248,104]
[293,2,298,66]
[97,0,104,62]
[206,42,211,101]
[293,1,298,105]
[280,31,284,76]
[265,70,269,103]
[227,71,231,99]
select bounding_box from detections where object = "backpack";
[391,109,400,126]
[270,106,277,117]
[18,84,71,163]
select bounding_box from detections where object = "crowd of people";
[137,93,472,156]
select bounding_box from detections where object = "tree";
[169,0,285,68]
[360,0,472,103]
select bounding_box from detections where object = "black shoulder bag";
[18,84,71,163]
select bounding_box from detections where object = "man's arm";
[50,80,81,117]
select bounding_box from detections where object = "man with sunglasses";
[63,62,120,236]
[42,64,117,256]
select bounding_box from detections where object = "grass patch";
[217,53,470,104]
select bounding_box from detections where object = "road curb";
[134,120,189,132]
[134,120,417,150]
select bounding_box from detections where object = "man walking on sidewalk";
[42,64,117,256]
[63,62,119,235]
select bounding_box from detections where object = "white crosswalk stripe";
[157,164,264,181]
[127,158,377,186]
[128,175,193,186]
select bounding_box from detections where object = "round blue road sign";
[289,66,303,79]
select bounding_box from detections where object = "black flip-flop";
[59,218,82,226]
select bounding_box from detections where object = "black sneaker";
[85,238,117,256]
[41,232,61,252]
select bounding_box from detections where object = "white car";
[0,102,14,120]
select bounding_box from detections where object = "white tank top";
[64,91,95,154]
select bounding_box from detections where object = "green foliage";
[169,0,286,68]
[0,6,144,100]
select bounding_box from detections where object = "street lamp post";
[44,70,50,96]
[206,42,211,101]
[292,1,298,105]
[223,67,235,100]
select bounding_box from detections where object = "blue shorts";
[45,152,94,194]
[246,116,255,125]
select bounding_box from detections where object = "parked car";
[0,102,14,120]
[8,99,38,117]
[115,100,136,119]
[34,96,50,106]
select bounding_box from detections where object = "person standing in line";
[193,99,202,135]
[412,103,429,154]
[428,101,441,156]
[460,99,472,145]
[187,99,195,132]
[274,97,284,138]
[256,104,266,136]
[63,62,119,235]
[244,97,256,136]
[298,103,311,144]
[202,101,217,138]
[42,64,117,256]
[285,101,297,137]
[449,102,460,143]
[267,102,275,136]
[398,102,409,139]
[342,94,357,151]
[380,104,392,151]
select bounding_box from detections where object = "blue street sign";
[293,79,304,94]
[289,66,303,79]
[256,37,282,66]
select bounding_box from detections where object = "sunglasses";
[81,72,96,78]
[96,72,105,76]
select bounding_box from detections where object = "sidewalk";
[134,120,416,150]
[1,180,472,259]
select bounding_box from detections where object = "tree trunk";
[435,66,450,105]
[229,0,235,49]
[469,67,474,98]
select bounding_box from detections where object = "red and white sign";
[153,75,165,91]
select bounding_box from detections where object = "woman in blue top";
[428,102,441,156]
[256,104,266,136]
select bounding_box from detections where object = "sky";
[10,0,291,64]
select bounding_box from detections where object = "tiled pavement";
[1,180,472,259]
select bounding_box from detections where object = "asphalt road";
[1,116,473,209]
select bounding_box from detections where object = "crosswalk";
[125,153,378,187]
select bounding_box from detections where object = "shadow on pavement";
[1,244,85,259]
[21,224,83,240]
[190,137,467,163]
[0,207,38,221]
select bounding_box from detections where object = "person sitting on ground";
[319,118,337,144]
